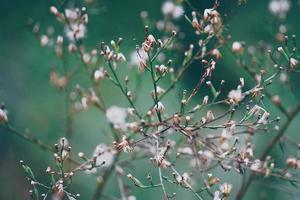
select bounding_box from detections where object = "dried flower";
[114,136,132,152]
[219,182,232,196]
[68,43,77,52]
[147,34,156,45]
[50,70,68,89]
[257,111,270,125]
[94,68,105,82]
[142,34,157,52]
[117,53,126,63]
[228,88,244,104]
[65,23,87,41]
[286,157,300,169]
[250,159,262,171]
[203,96,209,105]
[207,174,220,187]
[157,64,168,76]
[232,41,244,54]
[93,144,116,169]
[177,147,193,155]
[211,49,222,60]
[130,49,148,68]
[151,86,165,97]
[290,57,298,69]
[173,114,181,125]
[138,58,147,72]
[154,101,165,112]
[65,8,79,21]
[206,110,215,121]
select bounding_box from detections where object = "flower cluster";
[3,0,300,200]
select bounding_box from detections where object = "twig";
[2,124,80,166]
[235,104,300,199]
[107,61,142,119]
[92,153,121,200]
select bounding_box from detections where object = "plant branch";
[235,104,300,199]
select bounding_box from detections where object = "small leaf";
[127,174,147,188]
[32,187,40,200]
[22,164,36,180]
[209,83,218,99]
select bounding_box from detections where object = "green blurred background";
[1,0,300,199]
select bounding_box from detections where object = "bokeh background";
[1,0,300,199]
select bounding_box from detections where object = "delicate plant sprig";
[5,0,300,200]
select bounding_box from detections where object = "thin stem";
[154,140,169,199]
[107,61,142,119]
[92,153,121,200]
[58,3,106,112]
[116,169,127,200]
[148,52,162,122]
[2,124,80,165]
[235,104,300,200]
[62,51,73,137]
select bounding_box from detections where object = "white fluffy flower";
[257,111,270,124]
[65,23,87,41]
[94,144,115,167]
[290,57,299,69]
[269,0,290,18]
[161,1,184,19]
[106,106,127,130]
[177,147,193,155]
[280,72,288,82]
[154,101,165,112]
[228,88,244,104]
[65,8,79,21]
[40,35,49,47]
[86,144,116,174]
[250,159,262,171]
[232,41,244,54]
[204,8,214,20]
[213,191,221,200]
[199,150,214,166]
[94,68,105,82]
[127,196,136,200]
[151,86,165,96]
[173,5,184,19]
[220,183,232,195]
[162,1,175,16]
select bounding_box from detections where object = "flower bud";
[50,6,59,16]
[290,57,298,69]
[0,109,7,123]
[232,41,244,54]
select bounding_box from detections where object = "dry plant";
[1,0,300,199]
